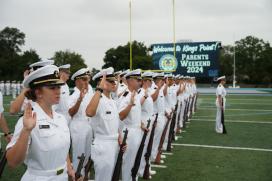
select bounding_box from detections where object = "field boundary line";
[172,143,272,152]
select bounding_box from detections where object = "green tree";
[102,41,153,71]
[52,50,87,75]
[235,36,272,84]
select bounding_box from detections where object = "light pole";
[172,0,176,59]
[129,0,133,70]
[233,40,236,88]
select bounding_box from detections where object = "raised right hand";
[23,103,36,132]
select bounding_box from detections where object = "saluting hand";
[165,78,169,86]
[130,90,136,105]
[98,73,107,90]
[79,88,87,101]
[23,102,36,132]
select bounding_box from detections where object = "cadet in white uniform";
[150,73,168,162]
[17,81,22,95]
[6,65,75,181]
[137,71,156,178]
[116,69,129,98]
[69,68,93,171]
[11,80,17,99]
[5,81,11,96]
[118,69,147,181]
[86,67,125,181]
[0,81,5,95]
[54,64,71,122]
[215,76,227,134]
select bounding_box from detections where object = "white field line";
[199,102,272,105]
[197,108,272,112]
[199,98,272,101]
[162,152,173,155]
[172,143,272,152]
[194,112,272,118]
[191,118,272,124]
[151,164,167,168]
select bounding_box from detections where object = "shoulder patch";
[123,91,129,97]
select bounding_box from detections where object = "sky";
[1,0,271,70]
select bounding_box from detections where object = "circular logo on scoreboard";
[159,54,178,71]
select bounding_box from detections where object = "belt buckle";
[56,168,64,175]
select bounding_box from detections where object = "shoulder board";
[123,91,129,97]
[138,89,141,94]
[121,84,124,87]
[154,87,157,90]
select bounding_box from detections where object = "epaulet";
[154,87,157,90]
[121,84,124,87]
[138,89,141,94]
[123,91,129,97]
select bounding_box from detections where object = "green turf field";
[1,94,272,181]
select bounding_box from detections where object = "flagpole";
[233,34,236,88]
[173,0,176,59]
[129,0,133,70]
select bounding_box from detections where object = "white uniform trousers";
[151,114,166,161]
[92,135,119,181]
[70,120,93,171]
[215,99,225,133]
[122,126,142,181]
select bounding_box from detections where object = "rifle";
[221,98,227,134]
[154,113,172,164]
[143,114,158,179]
[176,101,182,133]
[131,120,151,181]
[167,103,178,152]
[0,151,7,178]
[189,95,195,118]
[75,153,85,180]
[111,128,129,181]
[83,156,93,181]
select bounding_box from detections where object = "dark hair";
[24,89,37,101]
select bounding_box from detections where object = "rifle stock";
[75,153,85,180]
[155,113,171,164]
[111,128,129,181]
[83,156,93,181]
[166,103,178,151]
[0,151,7,178]
[131,120,151,181]
[221,98,227,134]
[143,114,158,179]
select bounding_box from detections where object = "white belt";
[27,163,67,177]
[95,134,118,141]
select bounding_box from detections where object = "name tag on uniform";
[106,111,111,114]
[39,125,50,129]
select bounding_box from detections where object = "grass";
[1,94,272,181]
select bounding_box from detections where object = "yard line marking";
[151,164,167,168]
[172,143,272,152]
[197,108,272,112]
[199,102,272,105]
[195,112,272,117]
[191,118,272,124]
[199,98,272,101]
[162,152,173,155]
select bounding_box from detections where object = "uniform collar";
[33,103,60,127]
